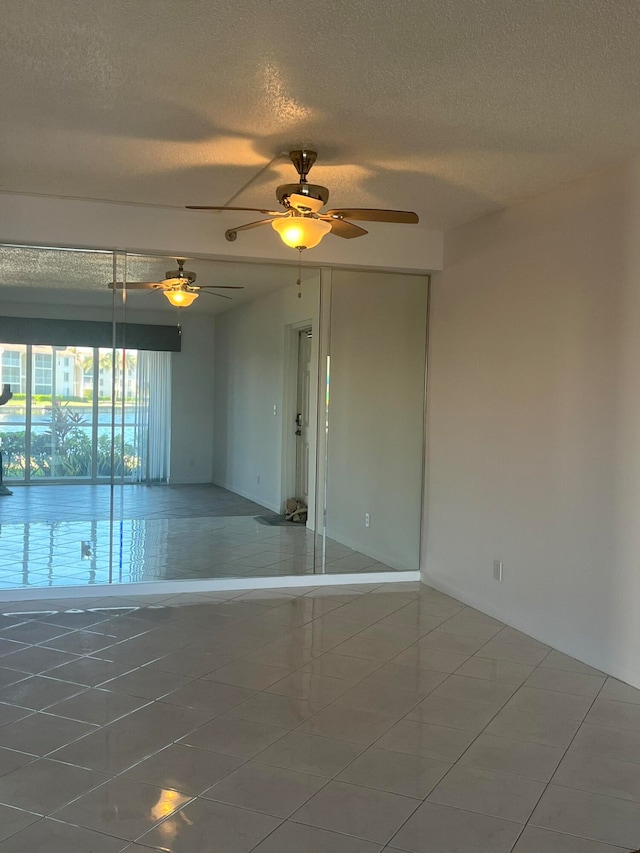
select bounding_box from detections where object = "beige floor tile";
[338,747,451,798]
[335,683,422,718]
[203,760,327,817]
[358,663,447,695]
[552,749,640,802]
[0,804,42,843]
[416,631,488,656]
[491,627,550,649]
[530,784,640,848]
[375,719,475,763]
[504,686,593,720]
[432,674,517,706]
[0,757,106,813]
[0,748,34,778]
[539,650,605,677]
[453,656,534,685]
[2,646,79,675]
[459,733,564,781]
[55,776,192,841]
[586,697,640,732]
[599,677,640,705]
[41,630,118,656]
[512,826,628,852]
[0,711,95,756]
[331,637,409,663]
[243,641,319,669]
[428,764,544,822]
[475,641,549,666]
[407,694,501,732]
[292,779,418,844]
[390,800,521,852]
[255,730,364,777]
[138,797,280,853]
[523,667,605,697]
[205,659,292,690]
[251,820,382,852]
[103,666,192,700]
[0,818,125,853]
[298,704,395,745]
[159,678,254,713]
[46,656,136,687]
[0,675,86,711]
[266,670,351,704]
[484,707,581,748]
[123,743,241,795]
[180,715,287,758]
[435,615,503,640]
[569,722,640,764]
[227,691,326,729]
[300,652,383,682]
[47,688,146,724]
[392,646,471,673]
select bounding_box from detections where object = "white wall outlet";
[365,512,371,528]
[493,559,503,582]
[273,404,277,416]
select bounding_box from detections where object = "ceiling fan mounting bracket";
[289,149,317,181]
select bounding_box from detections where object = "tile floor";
[0,484,399,588]
[0,581,637,851]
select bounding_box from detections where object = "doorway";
[295,327,313,506]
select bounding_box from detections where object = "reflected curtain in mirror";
[133,350,172,483]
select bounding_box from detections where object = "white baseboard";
[0,571,420,603]
[212,479,281,514]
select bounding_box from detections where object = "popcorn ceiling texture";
[1,0,640,229]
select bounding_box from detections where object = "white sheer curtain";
[133,351,171,483]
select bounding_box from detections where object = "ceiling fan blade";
[328,219,368,239]
[197,285,245,290]
[325,208,419,224]
[200,290,232,300]
[109,281,162,290]
[186,205,283,215]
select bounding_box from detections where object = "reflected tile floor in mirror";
[0,485,399,588]
[0,582,637,851]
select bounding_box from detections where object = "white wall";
[0,192,444,273]
[212,278,320,513]
[425,157,640,687]
[0,293,215,485]
[325,269,428,569]
[168,312,215,484]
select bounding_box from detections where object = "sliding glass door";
[0,343,140,483]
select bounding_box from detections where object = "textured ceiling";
[0,247,311,314]
[1,1,640,230]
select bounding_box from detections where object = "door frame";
[281,319,317,527]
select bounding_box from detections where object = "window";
[2,350,21,389]
[33,353,52,394]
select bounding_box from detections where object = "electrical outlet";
[493,559,503,582]
[273,404,277,416]
[365,512,370,528]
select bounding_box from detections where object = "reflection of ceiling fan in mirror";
[186,149,419,251]
[109,259,244,307]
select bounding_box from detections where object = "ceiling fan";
[186,149,419,251]
[109,259,244,307]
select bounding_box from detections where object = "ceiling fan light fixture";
[272,216,331,250]
[163,288,199,307]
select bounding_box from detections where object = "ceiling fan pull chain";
[297,248,303,298]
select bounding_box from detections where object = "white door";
[295,328,312,505]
